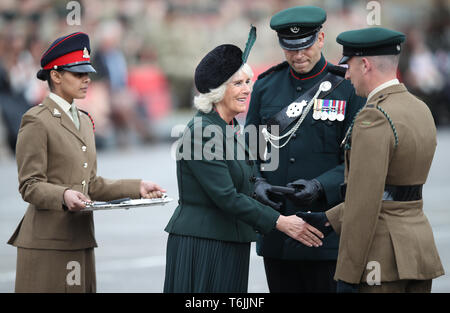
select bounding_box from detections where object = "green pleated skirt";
[163,234,251,293]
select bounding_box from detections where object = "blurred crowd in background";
[0,0,449,158]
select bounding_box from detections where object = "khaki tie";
[70,103,80,130]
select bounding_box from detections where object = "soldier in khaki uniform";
[296,27,444,292]
[8,32,165,293]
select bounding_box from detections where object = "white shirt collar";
[49,92,76,120]
[367,79,400,102]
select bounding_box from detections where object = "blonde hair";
[194,63,254,113]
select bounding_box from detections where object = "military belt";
[340,183,423,201]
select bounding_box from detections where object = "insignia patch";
[286,100,307,118]
[83,47,90,59]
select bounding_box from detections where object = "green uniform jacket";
[165,110,280,243]
[245,55,365,260]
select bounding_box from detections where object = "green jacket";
[245,55,366,260]
[165,110,280,243]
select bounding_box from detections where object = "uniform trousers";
[15,247,96,293]
[263,257,337,293]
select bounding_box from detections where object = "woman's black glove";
[287,178,324,207]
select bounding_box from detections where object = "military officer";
[297,27,445,293]
[8,32,165,293]
[245,6,366,292]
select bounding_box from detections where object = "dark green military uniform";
[245,6,366,292]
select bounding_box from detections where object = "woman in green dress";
[164,29,324,293]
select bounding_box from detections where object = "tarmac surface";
[1,127,449,293]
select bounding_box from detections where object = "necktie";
[70,102,80,130]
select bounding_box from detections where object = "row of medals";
[286,99,346,122]
[312,99,345,121]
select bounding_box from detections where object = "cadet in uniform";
[245,6,365,292]
[298,27,445,292]
[8,32,165,293]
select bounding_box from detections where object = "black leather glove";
[295,211,333,237]
[253,177,281,210]
[336,280,359,293]
[287,178,324,207]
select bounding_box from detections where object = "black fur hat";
[194,44,243,94]
[194,26,257,94]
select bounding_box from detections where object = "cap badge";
[290,26,300,34]
[83,47,90,59]
[396,45,401,52]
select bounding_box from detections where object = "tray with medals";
[83,194,173,211]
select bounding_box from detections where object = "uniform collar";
[289,54,327,81]
[367,79,400,102]
[197,109,241,138]
[366,83,407,105]
[49,92,76,120]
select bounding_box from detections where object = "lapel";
[42,97,87,145]
[202,110,251,157]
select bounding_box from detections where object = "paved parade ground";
[1,128,450,293]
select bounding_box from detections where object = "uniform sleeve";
[316,89,366,206]
[333,108,394,284]
[88,157,141,201]
[184,124,280,234]
[16,114,67,211]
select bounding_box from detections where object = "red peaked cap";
[40,32,96,73]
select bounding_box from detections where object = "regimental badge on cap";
[286,100,307,118]
[83,47,90,59]
[290,27,300,34]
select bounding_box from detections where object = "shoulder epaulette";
[343,105,398,150]
[79,109,95,132]
[257,61,289,80]
[327,64,347,77]
[376,105,398,148]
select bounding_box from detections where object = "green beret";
[336,27,406,64]
[270,6,326,50]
